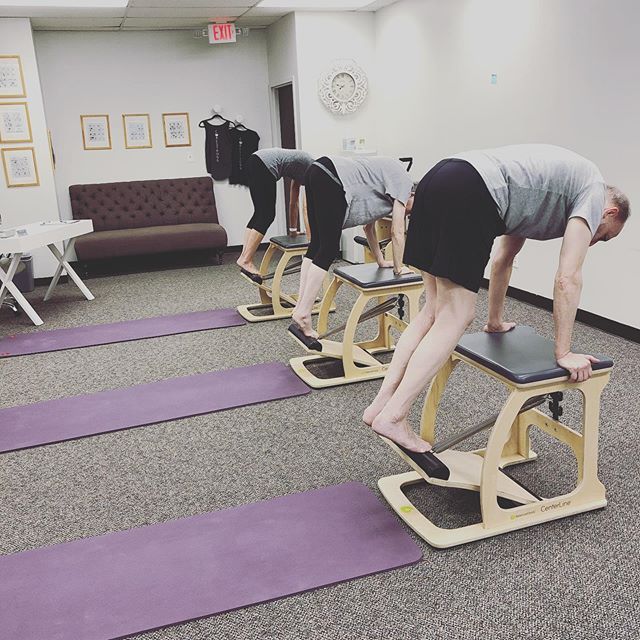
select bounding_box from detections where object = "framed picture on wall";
[123,113,152,149]
[80,114,112,150]
[162,112,191,147]
[2,147,39,188]
[0,55,26,98]
[0,102,32,143]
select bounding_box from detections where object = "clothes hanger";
[198,105,233,128]
[231,114,250,131]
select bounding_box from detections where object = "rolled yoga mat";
[0,482,422,640]
[0,308,245,358]
[0,362,310,453]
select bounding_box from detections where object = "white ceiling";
[0,0,400,31]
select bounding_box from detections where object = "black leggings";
[305,157,347,271]
[246,154,277,235]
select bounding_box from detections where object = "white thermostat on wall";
[318,59,368,116]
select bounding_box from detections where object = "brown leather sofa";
[69,176,227,263]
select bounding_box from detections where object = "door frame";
[269,77,301,236]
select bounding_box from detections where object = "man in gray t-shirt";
[452,144,606,239]
[364,144,630,454]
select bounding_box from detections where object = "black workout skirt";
[403,158,506,293]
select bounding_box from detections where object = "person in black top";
[237,148,315,279]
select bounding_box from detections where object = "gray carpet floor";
[1,252,639,640]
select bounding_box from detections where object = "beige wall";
[294,11,378,158]
[34,29,274,248]
[374,0,639,327]
[0,18,60,277]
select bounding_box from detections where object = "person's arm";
[288,180,301,235]
[363,222,387,267]
[553,217,599,382]
[484,235,526,332]
[390,199,411,275]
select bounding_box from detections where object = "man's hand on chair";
[556,352,600,382]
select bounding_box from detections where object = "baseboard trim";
[32,263,637,343]
[480,278,639,343]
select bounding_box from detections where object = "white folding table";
[0,220,95,326]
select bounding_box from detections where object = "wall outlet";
[513,256,519,269]
[490,73,498,85]
[187,153,194,163]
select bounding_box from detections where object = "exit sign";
[208,23,237,44]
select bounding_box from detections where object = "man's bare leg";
[363,272,436,425]
[291,261,327,338]
[371,278,477,452]
[236,228,264,274]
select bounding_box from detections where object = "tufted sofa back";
[69,177,218,232]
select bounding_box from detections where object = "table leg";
[44,239,95,302]
[0,253,44,326]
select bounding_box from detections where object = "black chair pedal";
[240,268,263,285]
[396,444,450,481]
[288,323,322,352]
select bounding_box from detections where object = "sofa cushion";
[74,223,227,261]
[69,177,219,232]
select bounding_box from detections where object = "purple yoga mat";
[0,309,245,357]
[0,362,309,453]
[0,482,422,640]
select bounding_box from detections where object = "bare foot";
[291,311,318,339]
[362,389,393,426]
[236,257,260,275]
[371,414,431,453]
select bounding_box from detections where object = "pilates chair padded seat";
[270,234,310,250]
[333,263,423,289]
[455,326,613,384]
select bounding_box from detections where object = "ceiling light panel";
[30,16,122,28]
[0,0,128,7]
[0,6,126,17]
[130,0,254,7]
[127,7,246,18]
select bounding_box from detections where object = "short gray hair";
[606,185,631,222]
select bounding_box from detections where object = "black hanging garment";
[203,121,232,180]
[229,126,260,186]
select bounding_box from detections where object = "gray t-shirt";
[452,144,605,239]
[254,148,314,183]
[330,156,412,229]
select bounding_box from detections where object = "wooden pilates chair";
[378,325,613,548]
[288,262,424,389]
[238,186,324,322]
[237,234,335,323]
